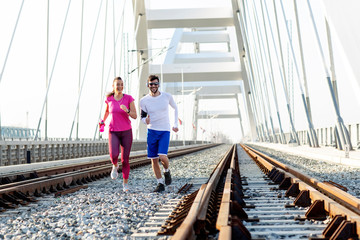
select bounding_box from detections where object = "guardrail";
[0,140,198,166]
[273,123,360,148]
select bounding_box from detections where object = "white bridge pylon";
[133,0,256,141]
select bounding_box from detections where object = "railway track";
[131,144,360,239]
[0,143,218,212]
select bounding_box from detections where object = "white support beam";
[150,62,242,82]
[174,53,235,63]
[166,86,241,95]
[147,8,234,28]
[321,0,360,90]
[164,28,183,64]
[198,95,238,99]
[181,31,230,43]
[197,114,239,119]
[133,0,150,140]
[231,0,257,140]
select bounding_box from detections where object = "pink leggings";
[108,129,132,179]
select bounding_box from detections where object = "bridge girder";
[133,0,257,141]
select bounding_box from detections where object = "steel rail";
[216,145,252,239]
[141,143,358,238]
[0,144,218,186]
[216,144,245,239]
[241,144,360,237]
[242,144,360,213]
[0,144,218,210]
[172,145,235,239]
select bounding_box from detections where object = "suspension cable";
[237,2,263,141]
[45,0,50,140]
[93,0,126,140]
[118,0,127,77]
[0,0,25,86]
[259,0,286,143]
[113,0,116,77]
[94,0,128,140]
[0,0,25,140]
[306,0,350,148]
[251,0,277,142]
[279,0,318,146]
[100,0,108,136]
[76,0,85,140]
[34,0,72,141]
[244,0,269,141]
[69,0,104,140]
[264,0,299,143]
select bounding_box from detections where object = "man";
[140,75,179,192]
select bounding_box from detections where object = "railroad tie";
[2,193,28,206]
[158,190,199,235]
[0,197,17,209]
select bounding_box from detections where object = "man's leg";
[159,155,171,185]
[147,129,160,178]
[158,131,170,170]
[159,155,169,169]
[151,157,165,192]
[158,131,172,185]
[148,130,165,192]
[151,158,162,179]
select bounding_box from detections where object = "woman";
[101,77,137,192]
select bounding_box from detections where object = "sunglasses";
[149,82,159,86]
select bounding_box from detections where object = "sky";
[241,0,360,135]
[0,0,243,143]
[0,0,134,140]
[0,0,359,143]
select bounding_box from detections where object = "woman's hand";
[120,104,129,113]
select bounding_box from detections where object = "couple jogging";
[101,75,178,193]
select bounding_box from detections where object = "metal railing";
[0,140,198,166]
[272,123,360,149]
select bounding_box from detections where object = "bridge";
[1,0,360,164]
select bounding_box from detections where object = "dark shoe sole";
[153,184,165,192]
[164,172,172,185]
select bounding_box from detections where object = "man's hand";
[146,116,150,124]
[172,127,179,132]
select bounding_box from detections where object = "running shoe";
[110,165,119,180]
[123,184,129,193]
[164,170,172,185]
[153,183,165,192]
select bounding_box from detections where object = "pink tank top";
[105,94,134,131]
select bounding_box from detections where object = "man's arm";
[169,94,178,129]
[141,109,148,124]
[140,100,149,124]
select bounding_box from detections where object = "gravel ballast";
[0,144,231,240]
[248,144,360,197]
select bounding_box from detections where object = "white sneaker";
[123,184,129,193]
[110,165,119,180]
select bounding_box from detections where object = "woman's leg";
[109,132,121,166]
[120,129,133,181]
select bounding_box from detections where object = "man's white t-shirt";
[140,92,178,131]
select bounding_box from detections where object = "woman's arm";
[128,101,137,119]
[102,103,109,122]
